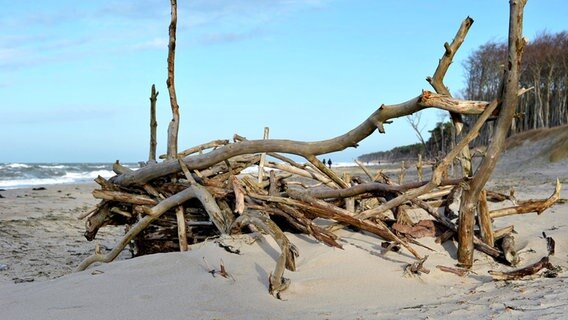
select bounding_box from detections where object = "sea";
[0,161,368,190]
[0,163,140,189]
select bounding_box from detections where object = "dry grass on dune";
[549,132,568,162]
[505,125,568,162]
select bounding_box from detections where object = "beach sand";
[0,133,567,319]
[0,184,126,286]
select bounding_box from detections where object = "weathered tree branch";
[166,0,180,159]
[92,190,158,206]
[230,210,297,299]
[77,186,199,271]
[161,139,230,159]
[489,179,561,218]
[306,178,464,200]
[489,256,554,281]
[178,159,232,233]
[149,84,159,163]
[477,189,495,246]
[284,190,422,259]
[427,16,475,176]
[457,0,527,267]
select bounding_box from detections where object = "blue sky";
[1,0,566,163]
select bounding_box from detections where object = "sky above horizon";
[1,0,566,163]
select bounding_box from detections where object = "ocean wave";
[38,164,67,169]
[63,170,115,180]
[4,163,32,169]
[0,164,118,189]
[0,177,76,189]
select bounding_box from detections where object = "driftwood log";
[76,0,562,298]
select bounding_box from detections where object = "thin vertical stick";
[175,206,188,251]
[477,189,494,246]
[342,172,355,212]
[166,0,180,160]
[398,161,406,185]
[258,127,269,183]
[306,155,349,188]
[417,154,423,182]
[148,84,159,163]
[355,159,374,181]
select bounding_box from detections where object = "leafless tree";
[406,113,427,156]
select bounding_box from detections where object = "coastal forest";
[359,31,568,163]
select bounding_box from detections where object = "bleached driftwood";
[490,179,561,218]
[230,210,298,299]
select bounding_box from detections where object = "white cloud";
[0,1,332,70]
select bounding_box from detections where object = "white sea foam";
[5,163,32,169]
[0,177,76,189]
[331,162,359,167]
[0,166,117,189]
[241,165,280,174]
[62,170,115,180]
[38,165,67,169]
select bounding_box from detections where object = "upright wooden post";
[343,172,355,212]
[477,189,494,246]
[417,154,423,182]
[175,206,188,251]
[398,161,406,185]
[258,127,269,183]
[148,84,159,163]
[166,0,180,160]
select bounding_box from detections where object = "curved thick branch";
[490,179,561,218]
[112,92,493,187]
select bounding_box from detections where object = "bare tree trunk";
[457,0,527,268]
[166,0,180,160]
[258,127,269,183]
[406,113,427,154]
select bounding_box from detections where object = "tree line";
[462,30,568,146]
[359,30,568,162]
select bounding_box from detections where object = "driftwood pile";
[76,136,560,295]
[75,0,562,298]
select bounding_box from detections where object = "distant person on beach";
[322,158,326,165]
[327,159,332,168]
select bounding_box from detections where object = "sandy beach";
[0,132,567,319]
[0,183,127,286]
